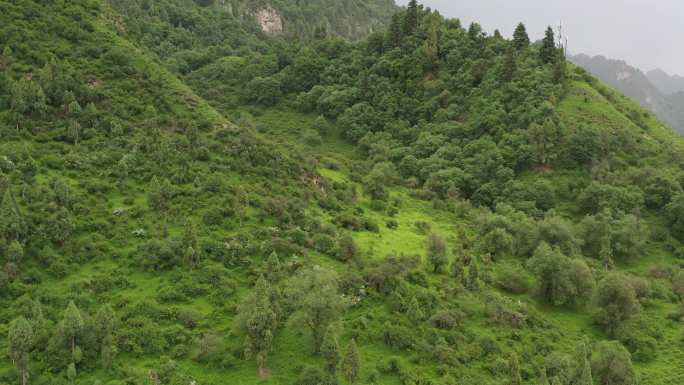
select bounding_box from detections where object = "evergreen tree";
[265,251,282,281]
[182,218,198,251]
[403,0,419,36]
[389,13,403,47]
[540,26,557,64]
[321,325,341,376]
[94,304,117,341]
[62,301,84,355]
[503,47,517,81]
[341,339,360,385]
[8,317,33,385]
[513,23,530,50]
[236,275,278,371]
[0,188,27,243]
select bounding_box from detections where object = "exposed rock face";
[255,7,283,34]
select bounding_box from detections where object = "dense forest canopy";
[1,1,684,385]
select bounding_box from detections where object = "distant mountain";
[570,53,684,135]
[646,68,684,95]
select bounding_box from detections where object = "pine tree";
[513,23,530,50]
[503,46,517,82]
[341,339,360,385]
[265,251,282,281]
[389,13,403,47]
[182,218,198,250]
[403,0,418,36]
[8,317,33,385]
[539,26,557,64]
[62,301,84,355]
[321,325,341,375]
[237,275,278,371]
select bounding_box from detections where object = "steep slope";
[570,53,684,135]
[2,2,684,385]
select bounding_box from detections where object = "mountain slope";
[570,53,684,135]
[2,2,684,385]
[647,68,684,95]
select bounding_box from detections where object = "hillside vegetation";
[1,1,684,385]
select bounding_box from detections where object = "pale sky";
[396,0,684,75]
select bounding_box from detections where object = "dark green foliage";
[236,276,278,370]
[593,274,640,337]
[527,243,594,306]
[539,26,557,64]
[591,341,637,385]
[513,23,530,50]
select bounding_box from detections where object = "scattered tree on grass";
[321,325,341,376]
[286,266,345,353]
[591,341,637,385]
[235,276,278,372]
[593,274,639,337]
[427,232,448,273]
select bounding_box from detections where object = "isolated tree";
[341,339,360,385]
[593,274,639,337]
[404,0,419,36]
[8,317,33,385]
[513,23,530,50]
[148,176,172,213]
[321,325,341,376]
[62,301,84,355]
[527,243,594,306]
[591,341,637,385]
[427,232,448,273]
[539,26,557,64]
[236,275,278,371]
[286,266,345,353]
[338,233,358,262]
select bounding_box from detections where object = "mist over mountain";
[570,53,684,134]
[646,68,684,95]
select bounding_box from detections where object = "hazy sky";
[396,0,684,75]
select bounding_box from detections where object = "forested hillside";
[2,1,684,385]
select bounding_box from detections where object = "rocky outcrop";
[255,6,283,34]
